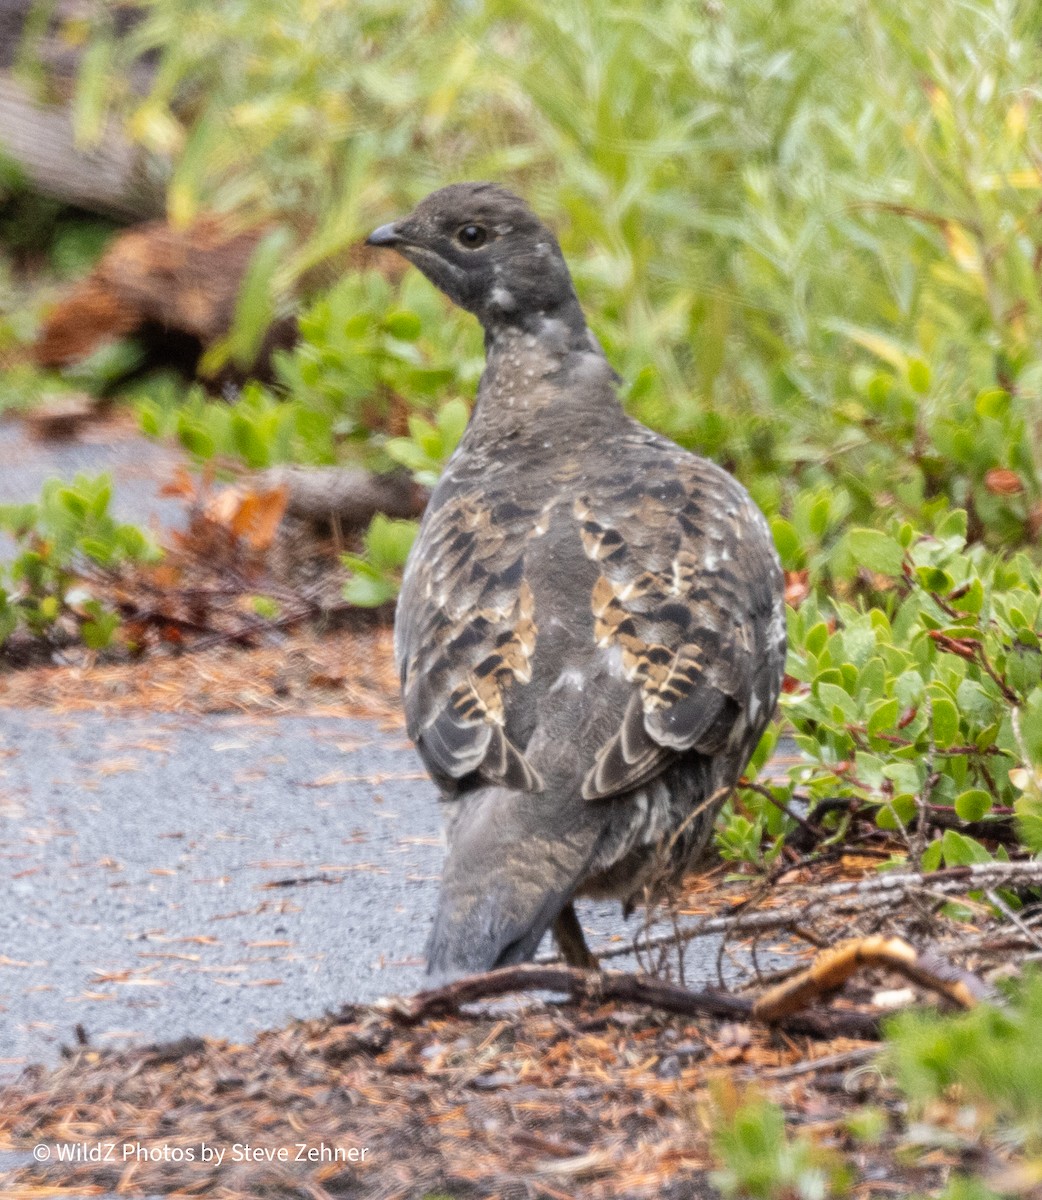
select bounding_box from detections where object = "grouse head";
[367,182,583,335]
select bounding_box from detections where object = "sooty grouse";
[367,183,786,980]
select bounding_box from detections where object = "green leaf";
[934,509,968,542]
[251,595,281,620]
[1020,689,1042,767]
[954,789,992,823]
[808,493,830,538]
[88,479,113,520]
[365,514,418,571]
[81,602,120,650]
[975,388,1010,419]
[867,697,899,737]
[921,840,943,871]
[876,794,917,830]
[1015,789,1042,854]
[342,572,396,607]
[228,226,293,368]
[72,35,115,146]
[948,578,983,614]
[816,681,857,722]
[79,537,114,565]
[804,621,829,658]
[770,517,802,570]
[385,438,429,472]
[0,503,38,536]
[916,565,952,593]
[435,398,470,452]
[231,412,272,469]
[907,357,931,394]
[845,528,905,576]
[931,696,960,749]
[59,488,88,519]
[384,310,423,340]
[177,419,216,460]
[937,829,993,866]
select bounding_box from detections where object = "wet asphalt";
[0,706,446,1065]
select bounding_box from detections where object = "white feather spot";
[603,644,627,675]
[550,666,587,694]
[491,285,517,312]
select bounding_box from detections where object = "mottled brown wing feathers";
[398,493,546,792]
[399,437,780,804]
[575,457,775,801]
[580,692,670,800]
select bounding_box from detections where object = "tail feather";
[425,784,607,982]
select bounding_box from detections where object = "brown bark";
[751,935,988,1021]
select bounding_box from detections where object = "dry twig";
[594,859,1042,961]
[385,963,881,1040]
[751,935,989,1021]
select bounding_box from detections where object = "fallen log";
[1,1,159,219]
[254,465,429,528]
[0,74,162,221]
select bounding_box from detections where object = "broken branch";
[384,963,882,1041]
[751,935,989,1021]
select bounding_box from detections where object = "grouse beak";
[366,221,404,248]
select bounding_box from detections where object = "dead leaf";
[984,467,1024,496]
[159,464,198,500]
[92,757,142,776]
[784,570,810,608]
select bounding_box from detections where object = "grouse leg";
[552,902,598,970]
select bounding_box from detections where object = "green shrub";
[78,1,1029,550]
[888,972,1042,1195]
[712,978,1042,1198]
[723,506,1042,870]
[711,1087,851,1200]
[0,474,159,652]
[889,972,1042,1143]
[137,270,480,472]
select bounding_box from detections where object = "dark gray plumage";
[367,183,786,980]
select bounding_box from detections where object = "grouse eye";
[457,224,488,249]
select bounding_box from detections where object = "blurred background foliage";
[22,0,1041,554]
